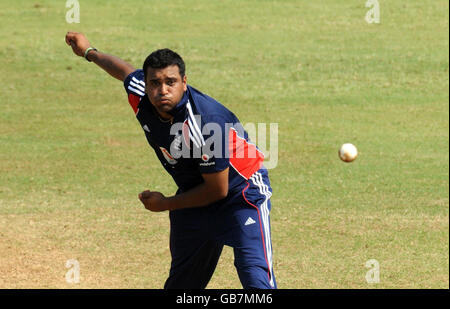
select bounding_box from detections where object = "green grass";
[0,0,448,288]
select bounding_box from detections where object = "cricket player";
[65,32,276,289]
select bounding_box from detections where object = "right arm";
[65,31,135,82]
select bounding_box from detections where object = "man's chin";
[160,105,174,112]
[154,105,175,117]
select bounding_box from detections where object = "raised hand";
[65,31,92,58]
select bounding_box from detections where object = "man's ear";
[183,75,187,91]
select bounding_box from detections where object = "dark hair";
[143,48,185,80]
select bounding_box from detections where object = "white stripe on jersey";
[186,101,205,147]
[187,117,203,148]
[132,76,146,87]
[189,130,200,148]
[127,85,145,97]
[129,80,145,92]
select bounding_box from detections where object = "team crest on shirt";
[160,147,177,165]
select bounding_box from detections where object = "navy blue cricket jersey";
[125,69,276,288]
[124,69,266,196]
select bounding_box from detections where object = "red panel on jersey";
[228,128,264,180]
[128,93,140,114]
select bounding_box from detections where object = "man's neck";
[157,110,173,121]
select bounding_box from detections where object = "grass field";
[0,0,448,289]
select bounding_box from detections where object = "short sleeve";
[123,69,145,114]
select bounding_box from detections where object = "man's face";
[145,65,187,118]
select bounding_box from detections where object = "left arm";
[65,32,135,82]
[139,168,229,212]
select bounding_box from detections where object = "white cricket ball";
[339,143,358,162]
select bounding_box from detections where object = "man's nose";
[159,83,169,95]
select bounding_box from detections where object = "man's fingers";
[139,190,152,200]
[142,190,151,199]
[65,32,76,45]
[137,191,166,212]
[65,32,83,47]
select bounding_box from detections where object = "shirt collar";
[168,87,189,116]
